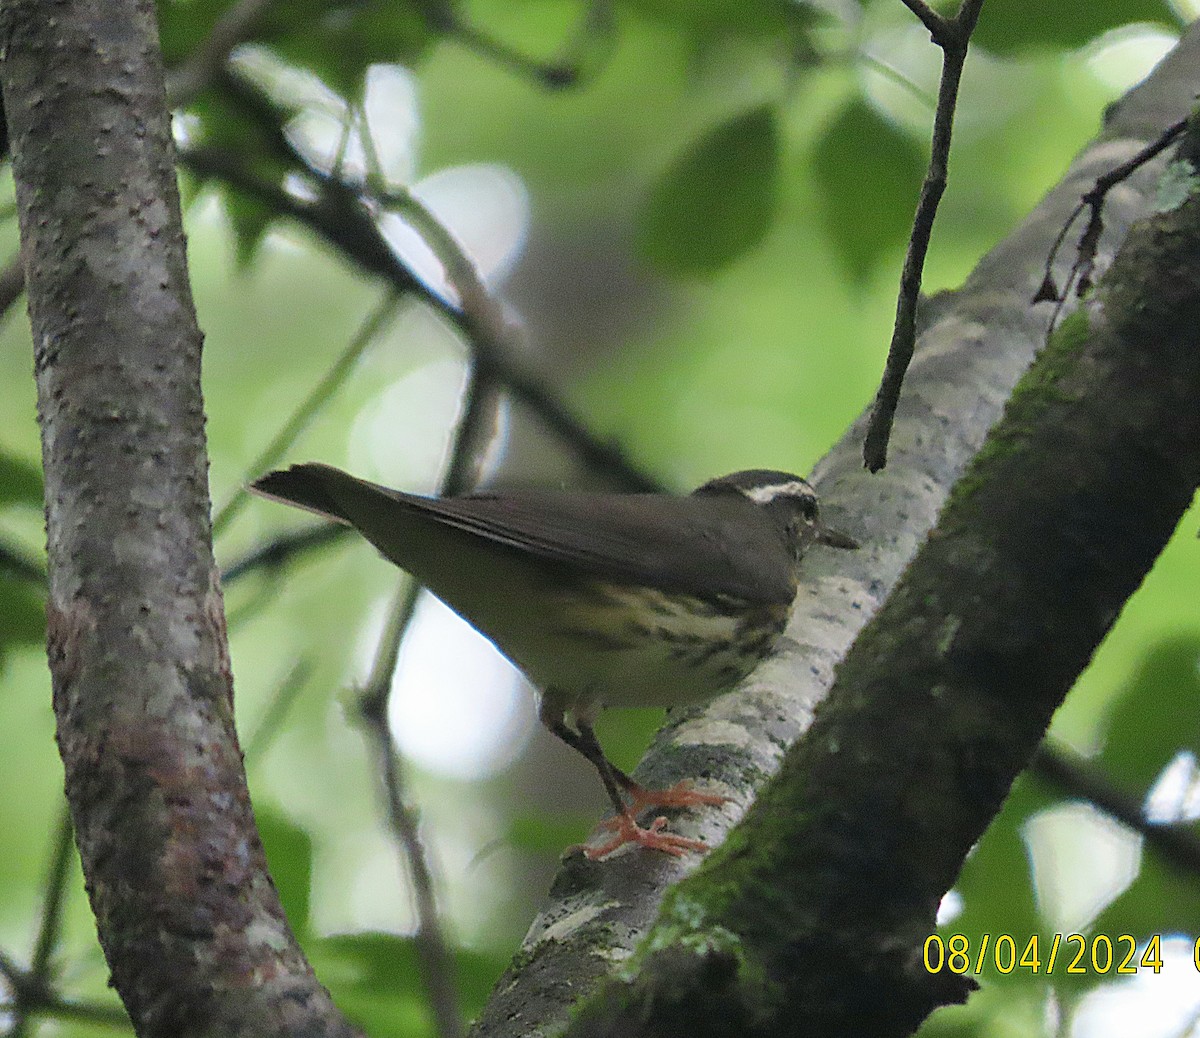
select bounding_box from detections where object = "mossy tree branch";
[470,26,1200,1038]
[562,117,1200,1038]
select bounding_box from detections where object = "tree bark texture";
[471,24,1200,1038]
[566,115,1200,1037]
[0,3,359,1036]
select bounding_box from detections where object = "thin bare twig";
[338,121,513,1038]
[374,181,660,489]
[1,984,127,1032]
[0,946,30,1038]
[1034,116,1189,315]
[357,579,462,1038]
[210,292,402,539]
[0,808,76,1038]
[219,521,348,585]
[183,70,660,493]
[354,367,495,1038]
[244,659,315,762]
[0,812,128,1035]
[862,0,986,472]
[0,947,21,986]
[1032,743,1200,877]
[28,811,74,983]
[416,0,615,88]
[18,996,128,1029]
[895,0,947,40]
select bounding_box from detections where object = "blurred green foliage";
[636,103,782,275]
[0,1,1197,1035]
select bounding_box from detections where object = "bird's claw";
[584,812,709,860]
[623,779,729,813]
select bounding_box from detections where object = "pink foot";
[624,779,729,813]
[584,813,709,860]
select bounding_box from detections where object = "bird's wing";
[252,464,796,604]
[421,490,796,603]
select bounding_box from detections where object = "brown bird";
[252,463,856,858]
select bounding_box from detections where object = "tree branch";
[1032,744,1200,877]
[863,0,986,471]
[895,0,947,42]
[211,291,402,538]
[0,2,359,1035]
[220,520,349,584]
[182,69,661,494]
[565,105,1200,1038]
[469,23,1200,1037]
[412,0,616,88]
[352,368,497,1038]
[358,577,467,1038]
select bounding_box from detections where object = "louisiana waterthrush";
[251,464,857,858]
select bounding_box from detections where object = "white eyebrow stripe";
[742,480,813,504]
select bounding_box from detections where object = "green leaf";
[265,4,433,97]
[1090,849,1200,952]
[813,99,926,284]
[185,86,296,188]
[1081,636,1200,957]
[182,86,300,262]
[225,190,276,269]
[917,978,1049,1038]
[1099,635,1200,791]
[311,933,430,1034]
[622,0,819,40]
[161,1,435,96]
[971,0,1173,54]
[257,805,313,937]
[506,812,591,856]
[0,452,42,508]
[637,104,781,277]
[310,932,504,1034]
[159,0,233,68]
[0,573,45,666]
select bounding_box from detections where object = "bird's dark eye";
[797,495,817,521]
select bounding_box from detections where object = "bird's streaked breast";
[523,581,791,710]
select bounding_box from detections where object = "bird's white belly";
[491,582,790,713]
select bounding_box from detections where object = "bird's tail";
[250,463,500,603]
[249,463,361,525]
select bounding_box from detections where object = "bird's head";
[692,469,859,561]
